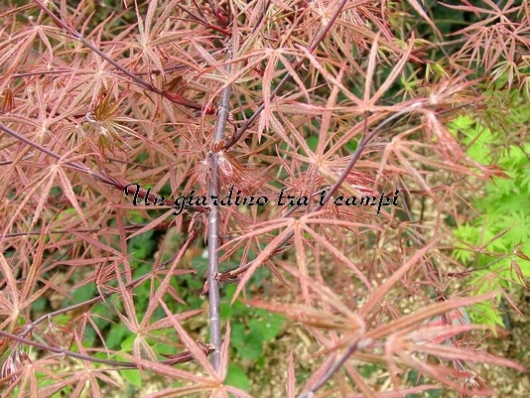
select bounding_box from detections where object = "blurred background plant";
[451,93,530,328]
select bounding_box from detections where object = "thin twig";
[0,121,211,221]
[19,230,199,339]
[223,0,349,149]
[206,31,234,370]
[175,3,229,35]
[13,64,188,79]
[0,329,212,368]
[2,223,172,238]
[32,0,214,114]
[4,234,205,367]
[0,122,177,210]
[317,103,423,208]
[0,122,123,189]
[251,0,271,35]
[217,104,424,283]
[297,340,360,398]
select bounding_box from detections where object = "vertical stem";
[207,39,233,369]
[207,170,221,370]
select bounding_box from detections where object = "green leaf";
[225,364,251,391]
[71,283,96,303]
[251,311,285,341]
[238,328,264,360]
[121,334,136,352]
[128,230,156,260]
[307,135,319,152]
[106,324,130,349]
[231,323,246,347]
[220,301,233,319]
[120,369,143,388]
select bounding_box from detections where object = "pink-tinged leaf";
[70,232,124,256]
[278,54,311,104]
[359,241,435,318]
[28,167,58,233]
[410,324,482,348]
[348,385,446,398]
[318,63,348,155]
[292,220,309,300]
[19,232,45,302]
[219,323,231,381]
[344,362,377,397]
[218,220,294,253]
[406,341,526,372]
[141,385,222,398]
[126,208,176,240]
[248,297,361,332]
[268,111,296,149]
[364,32,381,105]
[146,231,201,324]
[115,271,139,331]
[224,385,255,398]
[398,351,494,394]
[425,112,464,160]
[51,256,121,268]
[231,225,295,303]
[407,0,442,38]
[146,309,203,332]
[500,285,524,316]
[145,0,157,33]
[158,298,219,379]
[300,354,336,394]
[114,303,136,332]
[368,293,496,340]
[0,253,20,310]
[56,165,88,228]
[295,44,363,107]
[372,33,415,105]
[134,335,158,361]
[131,355,213,384]
[154,0,182,34]
[394,150,435,197]
[193,40,221,67]
[410,307,472,344]
[326,167,378,196]
[281,268,366,326]
[287,351,295,398]
[300,225,372,289]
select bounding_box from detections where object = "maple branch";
[13,64,188,79]
[251,0,271,35]
[19,230,199,339]
[216,104,425,283]
[224,0,349,150]
[206,33,234,370]
[0,329,213,369]
[32,0,215,114]
[317,103,424,208]
[297,340,360,398]
[0,122,114,184]
[0,122,175,211]
[175,3,230,35]
[2,223,173,238]
[0,122,209,223]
